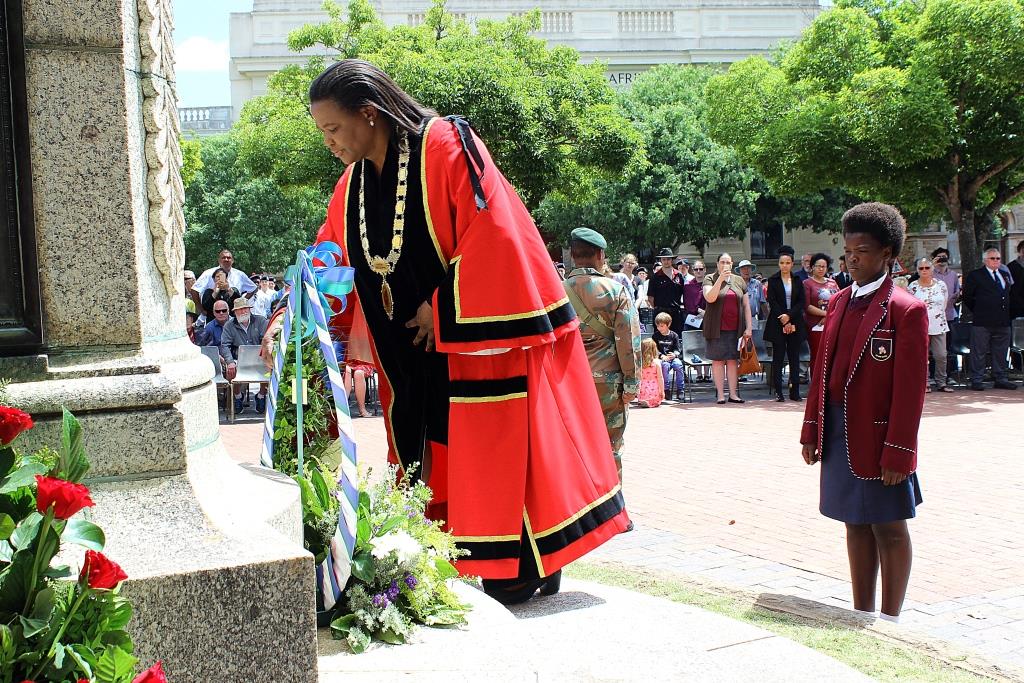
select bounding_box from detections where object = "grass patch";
[566,562,997,683]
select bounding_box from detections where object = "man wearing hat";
[647,248,686,334]
[737,259,768,324]
[564,228,642,489]
[219,297,270,414]
[675,257,694,284]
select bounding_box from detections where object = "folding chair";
[679,330,712,401]
[228,345,270,422]
[1010,318,1024,376]
[947,321,972,384]
[751,328,773,388]
[200,346,230,418]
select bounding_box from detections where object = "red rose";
[132,661,167,683]
[80,550,128,590]
[0,406,33,445]
[35,476,95,519]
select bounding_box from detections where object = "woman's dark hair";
[777,244,796,257]
[810,252,833,269]
[309,59,438,138]
[213,267,228,279]
[930,246,950,258]
[841,203,906,255]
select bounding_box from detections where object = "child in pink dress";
[636,338,665,408]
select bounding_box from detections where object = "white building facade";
[230,0,822,122]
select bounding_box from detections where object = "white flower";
[371,529,422,566]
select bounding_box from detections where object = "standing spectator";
[651,312,685,400]
[834,256,853,289]
[563,228,642,486]
[197,301,230,347]
[621,253,640,292]
[635,338,665,408]
[800,202,927,624]
[201,268,241,320]
[803,253,840,373]
[793,253,813,281]
[931,247,961,382]
[675,258,693,283]
[647,248,686,334]
[193,249,257,300]
[611,263,635,297]
[737,259,767,324]
[1008,239,1024,319]
[683,260,710,382]
[635,267,651,308]
[764,248,808,401]
[702,253,754,404]
[220,298,271,414]
[251,275,277,318]
[554,262,566,281]
[963,248,1017,390]
[908,258,952,393]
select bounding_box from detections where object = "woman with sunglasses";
[908,258,952,392]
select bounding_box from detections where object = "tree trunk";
[955,208,983,273]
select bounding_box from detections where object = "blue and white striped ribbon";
[260,242,358,610]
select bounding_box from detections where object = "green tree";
[183,136,328,273]
[232,0,641,210]
[706,0,1024,270]
[537,65,759,256]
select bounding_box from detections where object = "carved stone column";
[0,1,317,679]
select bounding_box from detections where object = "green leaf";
[100,629,132,650]
[294,475,324,520]
[105,597,133,630]
[329,613,356,638]
[58,408,91,483]
[63,518,106,551]
[377,514,403,536]
[10,511,42,550]
[376,628,405,645]
[356,516,371,546]
[0,540,11,562]
[358,490,371,512]
[43,563,73,579]
[93,644,137,683]
[0,513,14,540]
[347,627,371,654]
[433,556,459,580]
[0,460,48,494]
[0,446,14,476]
[66,644,95,678]
[350,550,374,582]
[310,464,333,507]
[0,624,14,672]
[19,613,49,637]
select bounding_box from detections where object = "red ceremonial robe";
[316,116,629,579]
[800,277,928,478]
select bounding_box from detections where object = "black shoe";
[716,398,726,404]
[789,393,803,401]
[621,520,635,534]
[774,392,785,402]
[234,397,244,414]
[993,380,1019,390]
[727,397,745,404]
[970,383,985,391]
[483,571,561,605]
[256,394,267,413]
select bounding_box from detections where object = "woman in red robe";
[306,60,629,603]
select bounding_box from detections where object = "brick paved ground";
[220,383,1024,673]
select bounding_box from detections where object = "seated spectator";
[220,298,270,414]
[186,309,198,344]
[184,270,203,321]
[197,301,230,347]
[651,312,685,400]
[201,268,241,320]
[635,338,665,408]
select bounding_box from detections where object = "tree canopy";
[183,136,328,274]
[232,0,642,210]
[706,0,1024,270]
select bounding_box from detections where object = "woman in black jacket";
[764,248,808,401]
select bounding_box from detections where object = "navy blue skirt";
[820,404,922,524]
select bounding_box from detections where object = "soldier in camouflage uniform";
[563,228,642,490]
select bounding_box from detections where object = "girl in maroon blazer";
[800,203,928,623]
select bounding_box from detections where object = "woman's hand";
[406,301,435,352]
[778,313,790,325]
[801,443,820,465]
[743,328,753,340]
[881,468,908,486]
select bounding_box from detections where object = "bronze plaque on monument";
[1,0,42,354]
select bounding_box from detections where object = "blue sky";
[174,0,252,107]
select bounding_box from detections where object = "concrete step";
[318,577,871,682]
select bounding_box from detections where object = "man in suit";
[962,248,1018,390]
[834,255,854,289]
[1008,239,1024,320]
[792,252,813,281]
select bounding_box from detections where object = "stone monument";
[1,1,316,680]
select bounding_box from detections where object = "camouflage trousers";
[596,381,627,484]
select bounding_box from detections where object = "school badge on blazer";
[871,337,893,361]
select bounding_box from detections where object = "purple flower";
[372,593,389,609]
[387,579,400,601]
[404,573,418,590]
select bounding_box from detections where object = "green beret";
[570,227,607,250]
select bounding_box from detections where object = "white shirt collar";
[850,271,888,299]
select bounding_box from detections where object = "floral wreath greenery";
[0,403,166,683]
[269,341,470,651]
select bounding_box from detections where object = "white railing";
[618,11,674,33]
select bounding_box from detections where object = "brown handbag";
[738,336,762,376]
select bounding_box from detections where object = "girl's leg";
[846,523,879,612]
[726,360,740,398]
[354,369,370,417]
[872,520,912,617]
[712,361,726,401]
